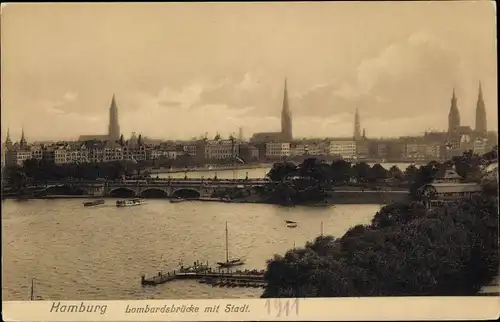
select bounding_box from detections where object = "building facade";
[265,142,291,159]
[329,139,356,159]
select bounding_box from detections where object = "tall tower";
[4,128,12,150]
[354,108,362,140]
[281,78,293,142]
[475,81,487,137]
[19,128,27,148]
[108,94,121,141]
[448,88,460,134]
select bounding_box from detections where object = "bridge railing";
[44,178,272,187]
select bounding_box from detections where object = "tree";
[371,201,427,229]
[404,164,418,182]
[266,161,298,182]
[298,158,331,182]
[352,162,371,183]
[452,150,482,182]
[388,165,404,181]
[330,160,352,184]
[2,165,27,189]
[370,164,388,182]
[409,161,441,198]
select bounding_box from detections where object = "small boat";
[285,220,297,224]
[286,223,298,228]
[83,199,105,207]
[286,220,298,228]
[170,198,186,203]
[217,258,245,268]
[116,198,145,207]
[217,222,245,268]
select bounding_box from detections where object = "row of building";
[2,130,496,167]
[1,82,496,167]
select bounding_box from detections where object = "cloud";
[63,92,78,102]
[41,91,80,116]
[122,33,466,139]
[45,106,66,116]
[356,32,461,96]
[24,92,102,139]
[288,31,466,125]
[11,31,489,141]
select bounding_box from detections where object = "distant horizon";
[3,128,498,146]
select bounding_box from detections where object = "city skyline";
[3,83,494,144]
[1,2,497,141]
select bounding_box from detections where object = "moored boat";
[217,222,245,268]
[116,198,145,207]
[83,199,105,207]
[170,198,186,203]
[217,258,245,268]
[285,220,298,228]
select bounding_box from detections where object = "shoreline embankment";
[2,190,409,205]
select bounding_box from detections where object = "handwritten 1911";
[264,299,299,318]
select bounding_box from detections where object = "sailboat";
[217,222,245,268]
[30,278,42,300]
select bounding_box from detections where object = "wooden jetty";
[141,264,266,288]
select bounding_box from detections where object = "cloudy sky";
[1,2,497,142]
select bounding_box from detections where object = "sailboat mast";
[225,222,229,263]
[30,278,34,301]
[321,221,324,236]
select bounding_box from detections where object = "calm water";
[157,163,415,180]
[2,198,381,300]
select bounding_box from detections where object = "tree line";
[266,158,406,184]
[262,147,498,297]
[2,158,149,190]
[261,147,498,205]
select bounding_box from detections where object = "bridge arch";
[139,188,169,198]
[171,188,201,199]
[109,187,136,198]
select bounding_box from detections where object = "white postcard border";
[2,297,500,321]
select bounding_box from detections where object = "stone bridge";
[43,179,269,198]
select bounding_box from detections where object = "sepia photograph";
[1,1,499,321]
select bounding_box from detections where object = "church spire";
[448,88,460,134]
[354,108,361,140]
[475,81,487,136]
[19,127,27,148]
[108,94,121,141]
[281,77,292,142]
[5,128,12,149]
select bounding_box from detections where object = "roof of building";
[421,182,482,194]
[78,134,109,141]
[250,132,283,142]
[433,168,463,181]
